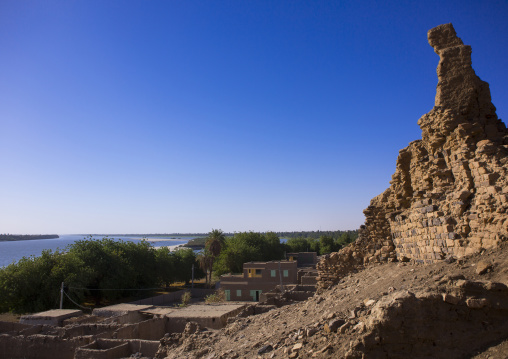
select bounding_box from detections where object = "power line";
[68,286,172,291]
[63,290,92,311]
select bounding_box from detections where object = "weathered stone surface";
[324,318,345,333]
[466,297,489,309]
[292,342,303,351]
[476,260,493,275]
[338,321,351,334]
[257,344,273,354]
[318,23,508,289]
[306,327,318,337]
[442,293,460,305]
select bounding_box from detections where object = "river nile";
[0,235,197,267]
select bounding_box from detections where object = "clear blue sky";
[1,1,507,235]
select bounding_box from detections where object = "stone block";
[442,293,460,305]
[324,318,345,333]
[475,260,493,275]
[292,343,303,351]
[466,298,489,309]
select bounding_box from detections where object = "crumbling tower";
[318,23,508,289]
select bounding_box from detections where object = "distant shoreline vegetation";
[0,234,59,242]
[183,230,359,249]
[87,233,210,238]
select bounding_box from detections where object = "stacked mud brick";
[318,23,508,289]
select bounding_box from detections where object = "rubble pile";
[155,243,508,358]
[345,280,508,358]
[318,23,508,289]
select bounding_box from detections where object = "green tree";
[206,229,226,257]
[66,237,158,305]
[264,232,284,260]
[213,231,285,276]
[213,236,258,275]
[155,246,176,288]
[285,237,309,253]
[0,249,88,313]
[119,240,158,291]
[336,232,353,248]
[67,238,126,305]
[319,235,335,254]
[173,248,201,284]
[197,248,214,286]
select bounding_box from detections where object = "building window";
[248,268,262,278]
[224,290,231,301]
[271,270,276,277]
[283,270,289,277]
[236,290,241,297]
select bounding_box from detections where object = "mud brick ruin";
[318,23,508,289]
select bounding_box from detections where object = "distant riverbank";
[0,234,59,242]
[182,237,207,249]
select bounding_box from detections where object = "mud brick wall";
[318,23,508,289]
[0,334,91,359]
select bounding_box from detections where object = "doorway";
[250,290,262,301]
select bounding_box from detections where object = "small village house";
[286,252,318,267]
[220,260,298,301]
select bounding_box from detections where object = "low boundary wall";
[129,288,215,306]
[75,338,159,359]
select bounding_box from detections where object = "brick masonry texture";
[318,23,508,289]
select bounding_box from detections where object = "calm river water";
[0,235,195,268]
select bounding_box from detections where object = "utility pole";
[278,261,284,293]
[60,282,64,309]
[191,264,194,289]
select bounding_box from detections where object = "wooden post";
[191,264,194,289]
[60,282,64,309]
[278,261,284,292]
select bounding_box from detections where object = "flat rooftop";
[220,273,243,278]
[244,260,294,264]
[22,309,82,319]
[20,309,83,326]
[93,304,154,317]
[165,304,246,318]
[140,307,176,316]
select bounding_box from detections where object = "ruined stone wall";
[0,334,91,359]
[114,318,167,340]
[0,318,167,359]
[0,321,32,335]
[318,23,508,289]
[347,282,508,358]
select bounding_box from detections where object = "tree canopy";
[0,237,203,313]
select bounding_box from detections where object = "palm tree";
[197,248,214,287]
[207,229,226,257]
[203,229,226,286]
